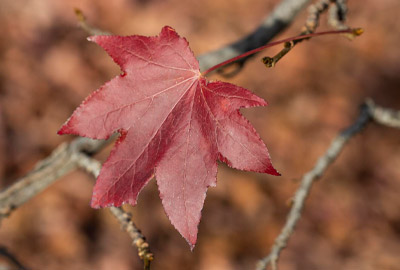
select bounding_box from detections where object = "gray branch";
[366,99,400,128]
[0,137,114,223]
[255,100,400,270]
[0,246,29,270]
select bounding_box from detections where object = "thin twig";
[256,100,400,270]
[74,154,153,269]
[74,8,111,36]
[262,0,350,68]
[202,29,359,76]
[0,246,29,270]
[197,0,312,73]
[263,0,331,67]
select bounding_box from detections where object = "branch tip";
[74,8,85,22]
[352,27,364,37]
[262,57,275,68]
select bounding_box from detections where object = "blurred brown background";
[0,0,400,269]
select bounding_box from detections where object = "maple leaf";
[58,26,279,249]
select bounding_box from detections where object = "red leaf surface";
[58,26,279,248]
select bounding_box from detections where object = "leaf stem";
[201,28,363,76]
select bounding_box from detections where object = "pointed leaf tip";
[57,128,64,135]
[57,124,70,135]
[162,25,176,32]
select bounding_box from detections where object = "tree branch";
[262,0,351,68]
[0,136,114,223]
[74,8,111,36]
[198,0,311,72]
[74,154,154,270]
[0,246,29,270]
[328,0,348,30]
[366,99,400,128]
[255,100,400,270]
[0,135,154,269]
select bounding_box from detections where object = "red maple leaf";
[58,26,279,248]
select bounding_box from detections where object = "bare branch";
[197,0,312,72]
[366,99,400,128]
[256,100,400,270]
[328,0,348,30]
[74,154,154,270]
[263,0,351,68]
[0,246,29,270]
[0,137,114,223]
[74,8,111,36]
[0,135,153,269]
